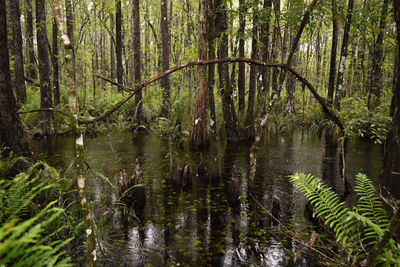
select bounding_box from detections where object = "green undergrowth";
[295,96,391,144]
[20,83,391,144]
[0,151,85,266]
[289,172,400,266]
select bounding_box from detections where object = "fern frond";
[289,173,355,247]
[355,173,388,226]
[355,173,389,246]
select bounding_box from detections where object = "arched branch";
[89,57,343,130]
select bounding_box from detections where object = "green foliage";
[339,97,391,144]
[289,172,400,265]
[0,159,72,266]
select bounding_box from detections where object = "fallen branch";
[18,108,72,117]
[90,57,343,129]
[24,76,40,87]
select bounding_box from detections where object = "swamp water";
[35,129,383,266]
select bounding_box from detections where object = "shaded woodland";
[1,0,400,265]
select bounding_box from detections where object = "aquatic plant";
[289,173,400,266]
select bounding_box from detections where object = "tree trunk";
[315,22,321,88]
[36,0,54,136]
[9,0,26,104]
[258,0,272,115]
[132,0,143,123]
[189,0,208,150]
[368,0,389,109]
[110,13,116,81]
[237,0,246,113]
[206,0,219,178]
[334,0,354,110]
[25,0,36,81]
[116,0,123,93]
[327,0,338,104]
[285,52,297,115]
[52,18,60,106]
[215,0,240,142]
[0,0,34,157]
[382,0,400,196]
[245,8,258,140]
[65,0,77,94]
[160,0,171,117]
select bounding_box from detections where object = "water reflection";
[34,129,383,266]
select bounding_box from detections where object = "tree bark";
[116,0,123,93]
[189,0,208,150]
[25,0,36,81]
[9,0,26,104]
[368,0,389,109]
[132,0,143,123]
[160,0,171,117]
[36,0,55,136]
[52,18,60,106]
[335,0,354,110]
[238,0,246,113]
[382,0,400,197]
[258,0,272,115]
[245,8,258,140]
[315,22,321,88]
[206,0,219,177]
[327,0,338,104]
[110,13,116,81]
[0,0,35,157]
[215,0,240,142]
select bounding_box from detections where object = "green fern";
[289,172,400,265]
[289,173,354,246]
[0,159,72,266]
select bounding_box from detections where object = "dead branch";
[18,108,71,117]
[90,57,343,129]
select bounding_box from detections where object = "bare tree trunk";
[9,0,26,104]
[0,0,35,157]
[382,0,400,195]
[207,0,219,177]
[25,0,36,81]
[368,0,389,109]
[132,0,143,123]
[237,0,246,113]
[110,13,116,81]
[245,8,258,140]
[160,0,171,117]
[189,0,208,150]
[93,4,98,102]
[65,0,77,94]
[334,0,354,110]
[215,0,240,142]
[116,0,123,93]
[36,0,54,136]
[327,0,338,104]
[315,22,321,88]
[285,52,297,115]
[52,18,60,106]
[258,0,272,114]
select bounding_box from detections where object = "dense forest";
[1,0,400,265]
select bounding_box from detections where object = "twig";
[249,192,335,264]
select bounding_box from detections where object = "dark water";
[35,129,383,266]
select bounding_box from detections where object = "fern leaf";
[289,173,354,248]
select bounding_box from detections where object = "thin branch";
[18,108,72,117]
[89,57,343,130]
[249,192,336,265]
